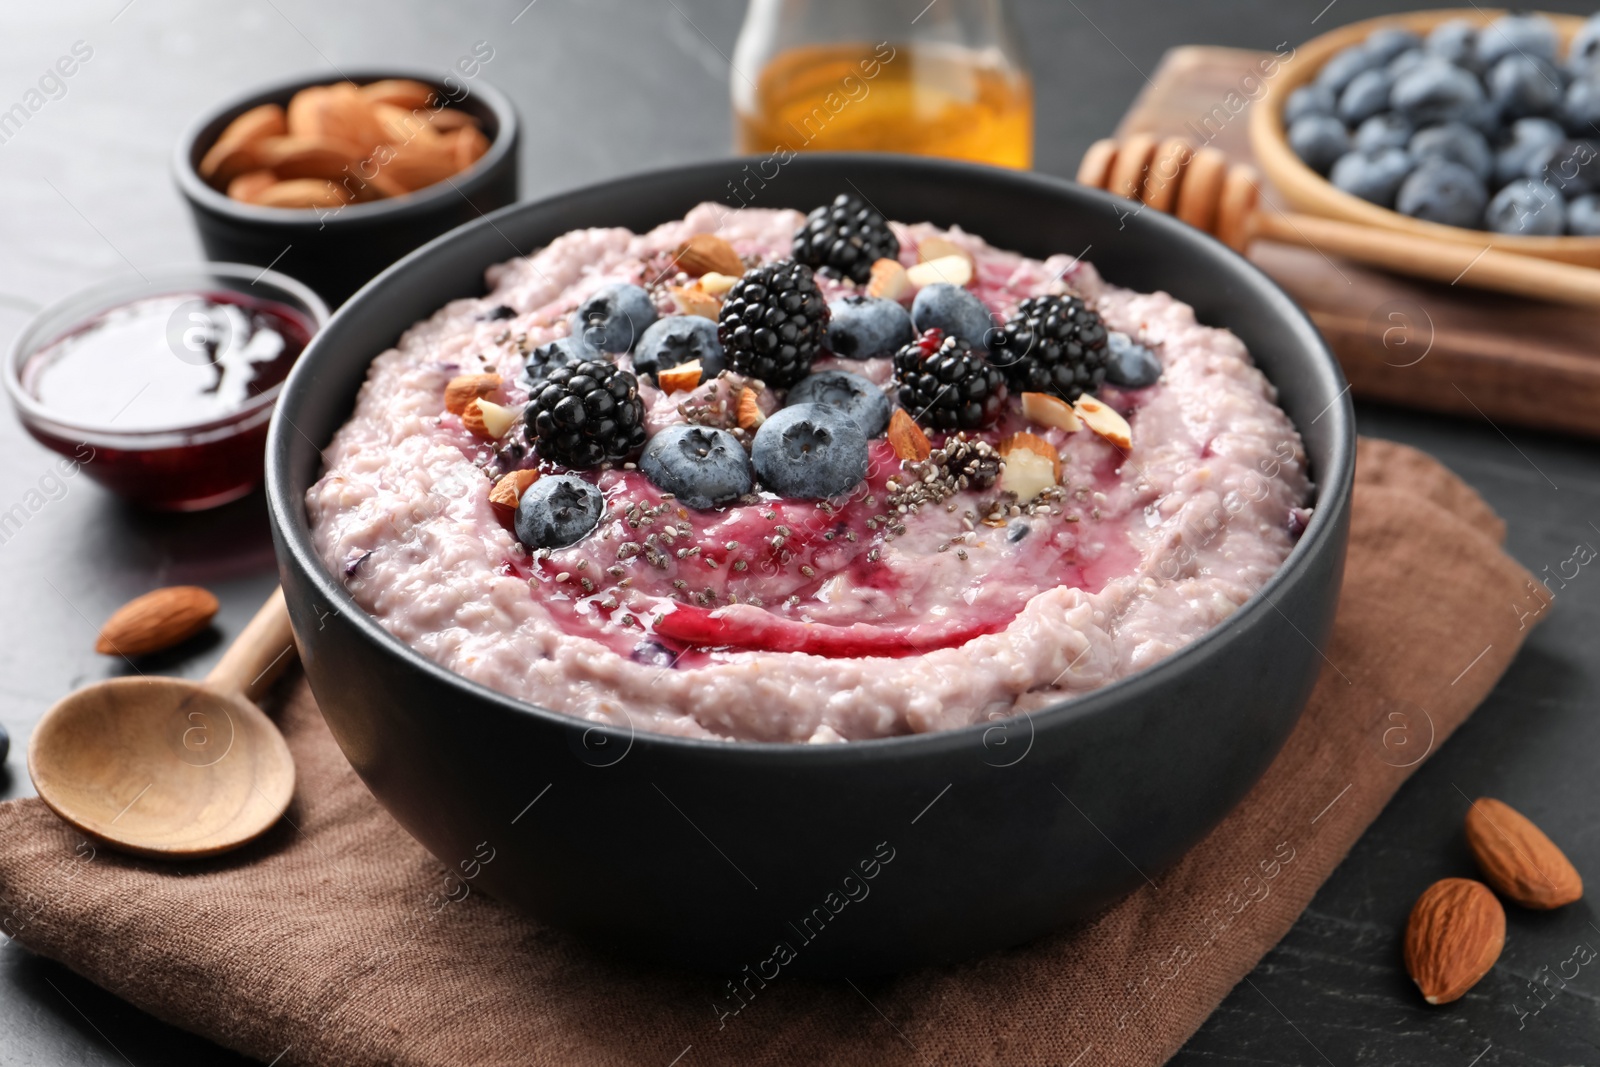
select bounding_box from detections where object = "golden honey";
[734,41,1033,169]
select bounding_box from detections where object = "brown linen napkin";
[0,438,1541,1067]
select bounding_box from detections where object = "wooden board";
[1115,46,1600,438]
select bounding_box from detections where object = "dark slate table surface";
[3,1,1598,1063]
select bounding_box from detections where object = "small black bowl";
[173,69,520,308]
[267,155,1354,977]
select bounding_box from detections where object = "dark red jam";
[19,291,314,510]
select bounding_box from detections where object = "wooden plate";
[1248,7,1600,267]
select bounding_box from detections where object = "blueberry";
[632,315,726,382]
[515,474,604,548]
[1528,138,1600,195]
[1567,193,1600,234]
[638,424,752,510]
[1476,12,1558,68]
[1317,43,1382,95]
[750,403,868,499]
[1561,76,1600,135]
[525,333,600,385]
[1103,332,1161,388]
[1387,49,1428,79]
[785,369,891,437]
[1329,147,1415,207]
[1425,19,1480,70]
[1494,116,1565,186]
[1365,27,1423,66]
[1485,178,1566,235]
[1337,68,1394,125]
[570,283,656,354]
[910,283,994,347]
[1409,122,1492,182]
[1486,54,1563,121]
[483,304,516,321]
[1006,519,1030,543]
[1284,84,1336,124]
[1288,114,1351,174]
[1571,16,1600,75]
[1396,159,1488,228]
[1391,59,1485,125]
[1353,113,1413,152]
[826,294,914,359]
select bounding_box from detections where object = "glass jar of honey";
[732,0,1034,169]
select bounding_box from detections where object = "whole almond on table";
[1464,797,1583,909]
[1403,877,1505,1005]
[95,586,219,657]
[674,234,745,278]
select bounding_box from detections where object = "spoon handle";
[204,587,298,701]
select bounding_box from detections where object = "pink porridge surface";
[306,203,1312,743]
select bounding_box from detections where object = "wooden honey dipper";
[1078,134,1600,309]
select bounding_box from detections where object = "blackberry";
[893,330,1006,431]
[525,359,647,470]
[717,259,829,388]
[792,194,899,284]
[988,295,1108,401]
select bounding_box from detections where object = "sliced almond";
[658,360,703,394]
[226,169,279,204]
[1465,798,1583,910]
[867,258,912,302]
[463,398,519,439]
[918,235,973,266]
[253,178,351,209]
[198,103,287,182]
[998,448,1059,502]
[360,78,437,111]
[674,234,745,277]
[444,372,502,415]
[669,283,720,320]
[906,254,973,289]
[1404,878,1505,1005]
[737,387,765,430]
[1021,391,1083,433]
[489,469,539,511]
[887,409,932,462]
[96,586,219,657]
[699,271,739,296]
[1073,394,1132,450]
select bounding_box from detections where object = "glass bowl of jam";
[5,263,327,511]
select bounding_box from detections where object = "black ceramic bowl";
[173,69,520,308]
[266,155,1353,978]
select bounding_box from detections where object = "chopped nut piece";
[463,398,520,439]
[658,360,703,394]
[998,432,1061,501]
[887,409,932,461]
[917,235,974,267]
[906,254,973,289]
[866,258,912,302]
[736,387,765,430]
[489,469,539,510]
[444,372,502,414]
[1020,391,1082,433]
[699,271,738,295]
[674,233,744,277]
[668,283,720,320]
[1073,394,1132,450]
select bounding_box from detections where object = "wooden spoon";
[1079,135,1600,309]
[28,588,298,859]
